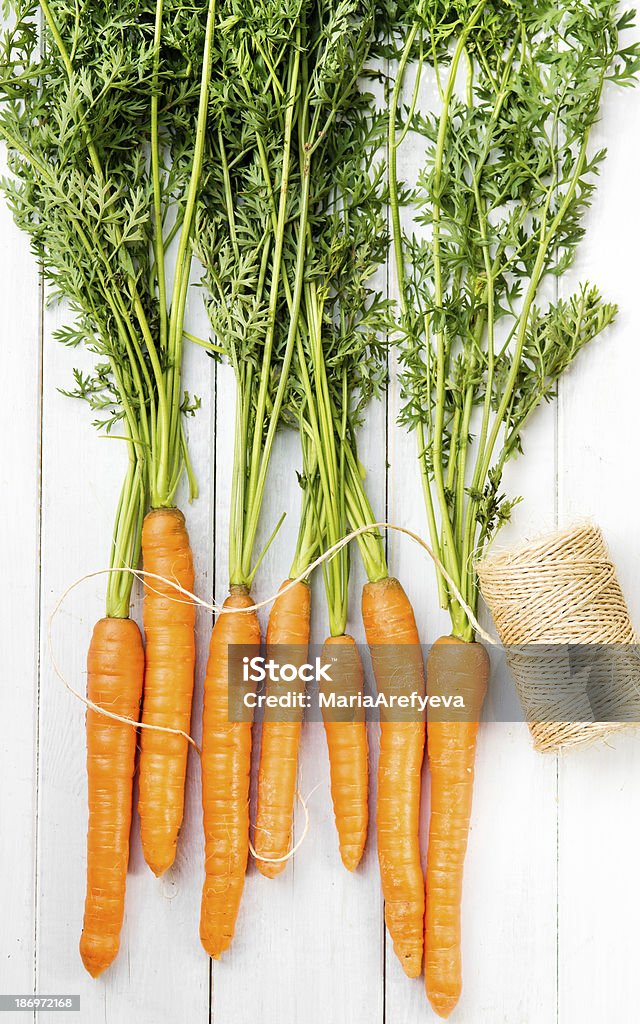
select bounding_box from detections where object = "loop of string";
[248,784,322,865]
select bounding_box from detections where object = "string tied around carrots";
[52,521,485,871]
[48,519,497,748]
[49,519,640,770]
[47,520,495,873]
[248,784,322,865]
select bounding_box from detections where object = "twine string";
[47,519,497,746]
[47,570,201,753]
[249,784,322,865]
[477,523,640,753]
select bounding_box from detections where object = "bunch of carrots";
[1,0,638,1017]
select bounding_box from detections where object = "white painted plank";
[383,65,438,1021]
[288,394,385,1024]
[462,412,560,1024]
[34,291,212,1021]
[0,142,41,1007]
[557,7,640,1018]
[211,419,306,1024]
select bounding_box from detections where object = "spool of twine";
[476,523,640,753]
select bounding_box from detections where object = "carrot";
[424,636,489,1018]
[254,579,311,877]
[80,617,144,978]
[200,588,261,958]
[138,506,195,876]
[362,575,426,979]
[320,634,368,871]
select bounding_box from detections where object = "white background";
[2,5,640,1022]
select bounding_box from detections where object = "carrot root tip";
[255,858,286,879]
[80,958,109,979]
[427,991,460,1019]
[142,838,177,876]
[82,961,108,980]
[145,854,175,877]
[395,947,423,979]
[200,936,228,960]
[339,846,363,872]
[401,959,422,980]
[79,939,117,979]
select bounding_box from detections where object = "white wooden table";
[2,13,640,1022]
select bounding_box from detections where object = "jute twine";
[476,523,640,753]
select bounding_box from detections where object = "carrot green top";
[0,0,218,615]
[385,0,639,639]
[286,2,390,635]
[197,0,386,594]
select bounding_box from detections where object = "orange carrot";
[362,575,426,978]
[320,634,369,871]
[200,587,261,958]
[80,617,144,978]
[138,506,195,876]
[424,636,489,1018]
[254,579,311,877]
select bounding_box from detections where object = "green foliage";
[0,0,215,509]
[385,0,639,634]
[194,0,389,595]
[0,0,216,615]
